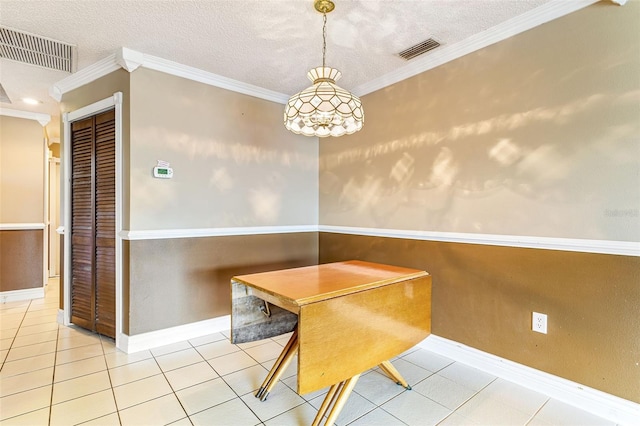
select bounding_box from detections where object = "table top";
[232,260,428,307]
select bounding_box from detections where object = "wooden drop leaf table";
[231,260,431,425]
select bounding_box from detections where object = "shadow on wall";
[128,65,319,230]
[128,121,317,228]
[189,259,316,319]
[319,16,640,241]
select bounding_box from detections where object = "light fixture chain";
[322,12,327,68]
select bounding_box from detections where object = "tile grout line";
[0,300,53,424]
[43,283,60,426]
[198,338,269,425]
[209,334,279,425]
[375,352,457,425]
[0,299,30,372]
[151,341,197,425]
[438,375,500,425]
[107,343,217,410]
[48,313,59,426]
[101,334,123,426]
[524,397,551,425]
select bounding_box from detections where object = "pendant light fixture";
[284,0,364,138]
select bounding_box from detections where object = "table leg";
[261,337,298,401]
[313,374,360,426]
[311,382,343,426]
[256,328,298,400]
[378,360,411,390]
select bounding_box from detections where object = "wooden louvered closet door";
[70,109,116,338]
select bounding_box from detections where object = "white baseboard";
[118,315,230,354]
[0,287,45,303]
[420,335,640,425]
[57,309,65,325]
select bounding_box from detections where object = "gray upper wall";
[319,1,640,242]
[129,68,318,231]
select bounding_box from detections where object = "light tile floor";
[0,278,617,426]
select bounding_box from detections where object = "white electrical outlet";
[532,312,547,334]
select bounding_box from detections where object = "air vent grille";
[0,26,75,73]
[0,83,11,103]
[398,38,441,61]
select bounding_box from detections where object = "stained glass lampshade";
[284,66,364,138]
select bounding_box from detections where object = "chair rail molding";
[319,226,640,257]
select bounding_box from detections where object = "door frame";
[63,92,124,348]
[48,155,61,277]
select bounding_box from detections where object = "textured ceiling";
[0,0,552,121]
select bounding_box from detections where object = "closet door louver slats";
[69,109,116,338]
[94,111,116,337]
[70,117,95,331]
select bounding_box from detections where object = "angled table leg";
[260,336,298,401]
[378,360,411,390]
[311,374,360,426]
[256,328,298,400]
[311,382,343,426]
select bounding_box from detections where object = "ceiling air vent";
[0,26,76,73]
[398,38,441,61]
[0,83,11,103]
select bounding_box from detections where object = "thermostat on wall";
[153,160,173,179]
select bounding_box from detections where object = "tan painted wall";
[0,230,43,292]
[129,68,318,230]
[127,232,318,334]
[60,69,131,229]
[0,115,45,223]
[318,2,640,404]
[320,2,640,242]
[319,233,640,403]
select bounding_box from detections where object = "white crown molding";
[0,223,46,230]
[116,47,144,72]
[121,225,317,240]
[319,225,640,257]
[49,53,121,101]
[353,0,599,97]
[0,108,51,126]
[49,0,602,106]
[132,49,290,104]
[420,335,640,425]
[118,315,230,353]
[50,47,290,104]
